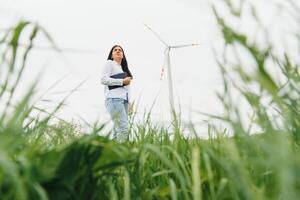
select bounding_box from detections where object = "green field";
[0,3,300,200]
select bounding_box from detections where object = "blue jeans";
[105,98,128,142]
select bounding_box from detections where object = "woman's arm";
[101,61,124,86]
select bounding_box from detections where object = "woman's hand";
[123,77,131,85]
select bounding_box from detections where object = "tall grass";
[0,1,300,199]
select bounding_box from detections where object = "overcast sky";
[1,0,299,136]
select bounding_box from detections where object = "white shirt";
[101,60,131,102]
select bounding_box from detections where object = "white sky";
[1,0,299,136]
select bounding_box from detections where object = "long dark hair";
[107,45,133,78]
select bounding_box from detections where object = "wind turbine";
[144,23,200,124]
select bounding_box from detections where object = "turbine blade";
[143,23,169,47]
[171,43,200,48]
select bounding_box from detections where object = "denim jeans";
[105,98,128,142]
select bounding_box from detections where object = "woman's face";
[112,46,123,60]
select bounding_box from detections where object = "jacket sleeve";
[101,61,124,86]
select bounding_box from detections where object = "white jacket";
[101,60,131,102]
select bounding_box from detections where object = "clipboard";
[108,72,128,90]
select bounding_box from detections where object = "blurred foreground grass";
[0,2,300,200]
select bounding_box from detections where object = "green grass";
[0,2,300,200]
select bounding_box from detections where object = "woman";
[101,45,133,142]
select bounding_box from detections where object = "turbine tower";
[144,23,199,123]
